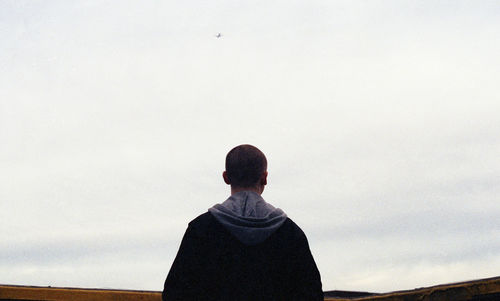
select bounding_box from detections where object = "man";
[162,144,323,301]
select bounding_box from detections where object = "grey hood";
[208,191,288,245]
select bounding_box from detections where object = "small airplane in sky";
[215,33,222,38]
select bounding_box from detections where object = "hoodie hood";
[208,191,288,245]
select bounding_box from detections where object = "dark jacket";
[162,212,323,301]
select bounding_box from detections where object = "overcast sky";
[1,0,499,293]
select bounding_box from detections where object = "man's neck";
[230,186,263,195]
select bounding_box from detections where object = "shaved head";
[225,144,267,188]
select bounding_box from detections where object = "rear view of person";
[162,144,323,301]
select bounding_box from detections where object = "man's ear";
[223,171,231,185]
[260,171,268,186]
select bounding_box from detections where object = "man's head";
[223,144,268,193]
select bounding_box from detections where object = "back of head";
[225,144,267,188]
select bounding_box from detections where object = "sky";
[1,0,499,293]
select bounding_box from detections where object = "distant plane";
[215,33,222,38]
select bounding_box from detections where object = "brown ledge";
[1,276,499,301]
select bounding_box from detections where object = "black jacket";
[162,212,323,301]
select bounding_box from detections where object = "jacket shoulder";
[276,217,306,237]
[186,211,224,237]
[188,211,216,227]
